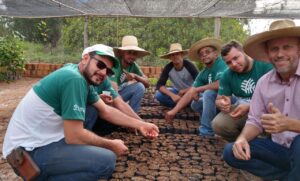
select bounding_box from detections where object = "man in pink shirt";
[223,19,300,181]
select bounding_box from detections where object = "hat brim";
[95,51,120,70]
[113,46,151,58]
[188,38,222,61]
[244,27,300,62]
[160,50,189,59]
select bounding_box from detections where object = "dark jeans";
[223,136,300,181]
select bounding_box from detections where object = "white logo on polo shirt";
[241,78,255,94]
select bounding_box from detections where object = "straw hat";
[113,35,150,58]
[244,19,300,61]
[160,43,189,59]
[188,38,222,61]
[82,44,119,69]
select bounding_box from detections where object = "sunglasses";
[92,57,114,76]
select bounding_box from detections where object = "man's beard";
[82,61,99,86]
[242,55,250,73]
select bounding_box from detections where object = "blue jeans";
[155,87,178,108]
[190,90,218,136]
[28,139,116,181]
[223,136,300,181]
[84,105,98,130]
[84,105,119,135]
[119,82,145,112]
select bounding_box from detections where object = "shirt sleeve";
[184,60,199,79]
[193,71,204,87]
[61,78,90,121]
[156,63,172,90]
[245,77,265,132]
[218,70,232,96]
[132,63,144,76]
[102,79,119,99]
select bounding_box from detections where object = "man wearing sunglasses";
[111,35,151,113]
[83,44,147,135]
[3,44,159,180]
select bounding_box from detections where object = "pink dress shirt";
[246,62,300,148]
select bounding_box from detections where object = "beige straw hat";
[160,43,189,59]
[244,19,300,61]
[188,38,222,61]
[113,35,150,58]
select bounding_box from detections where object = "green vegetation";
[0,37,25,81]
[22,41,80,64]
[149,77,172,87]
[0,17,250,68]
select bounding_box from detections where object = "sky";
[248,19,300,35]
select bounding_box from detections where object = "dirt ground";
[0,78,40,181]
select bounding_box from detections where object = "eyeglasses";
[198,49,215,58]
[92,57,114,76]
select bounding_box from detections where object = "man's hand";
[261,103,288,134]
[170,94,181,103]
[108,139,128,156]
[230,104,250,119]
[232,136,251,160]
[192,91,200,101]
[216,95,231,113]
[124,71,136,81]
[100,94,113,105]
[178,90,186,97]
[165,111,175,124]
[138,122,159,139]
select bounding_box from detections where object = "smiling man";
[212,41,272,142]
[165,38,227,137]
[3,44,159,180]
[223,19,300,181]
[111,35,151,112]
[155,43,198,108]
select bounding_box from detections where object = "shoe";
[240,170,263,181]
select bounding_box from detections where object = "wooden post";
[214,17,221,39]
[84,16,89,48]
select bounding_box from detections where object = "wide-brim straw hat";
[160,43,189,59]
[244,19,300,61]
[113,35,150,58]
[188,38,222,61]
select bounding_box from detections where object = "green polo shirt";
[92,78,118,99]
[110,61,144,86]
[218,60,273,98]
[193,57,227,87]
[33,63,99,121]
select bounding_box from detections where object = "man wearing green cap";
[3,44,159,180]
[83,44,146,135]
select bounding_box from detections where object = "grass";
[22,41,80,64]
[21,41,169,66]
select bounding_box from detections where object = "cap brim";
[95,51,120,69]
[244,27,300,62]
[188,38,222,61]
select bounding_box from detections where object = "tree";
[6,18,63,48]
[62,17,249,66]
